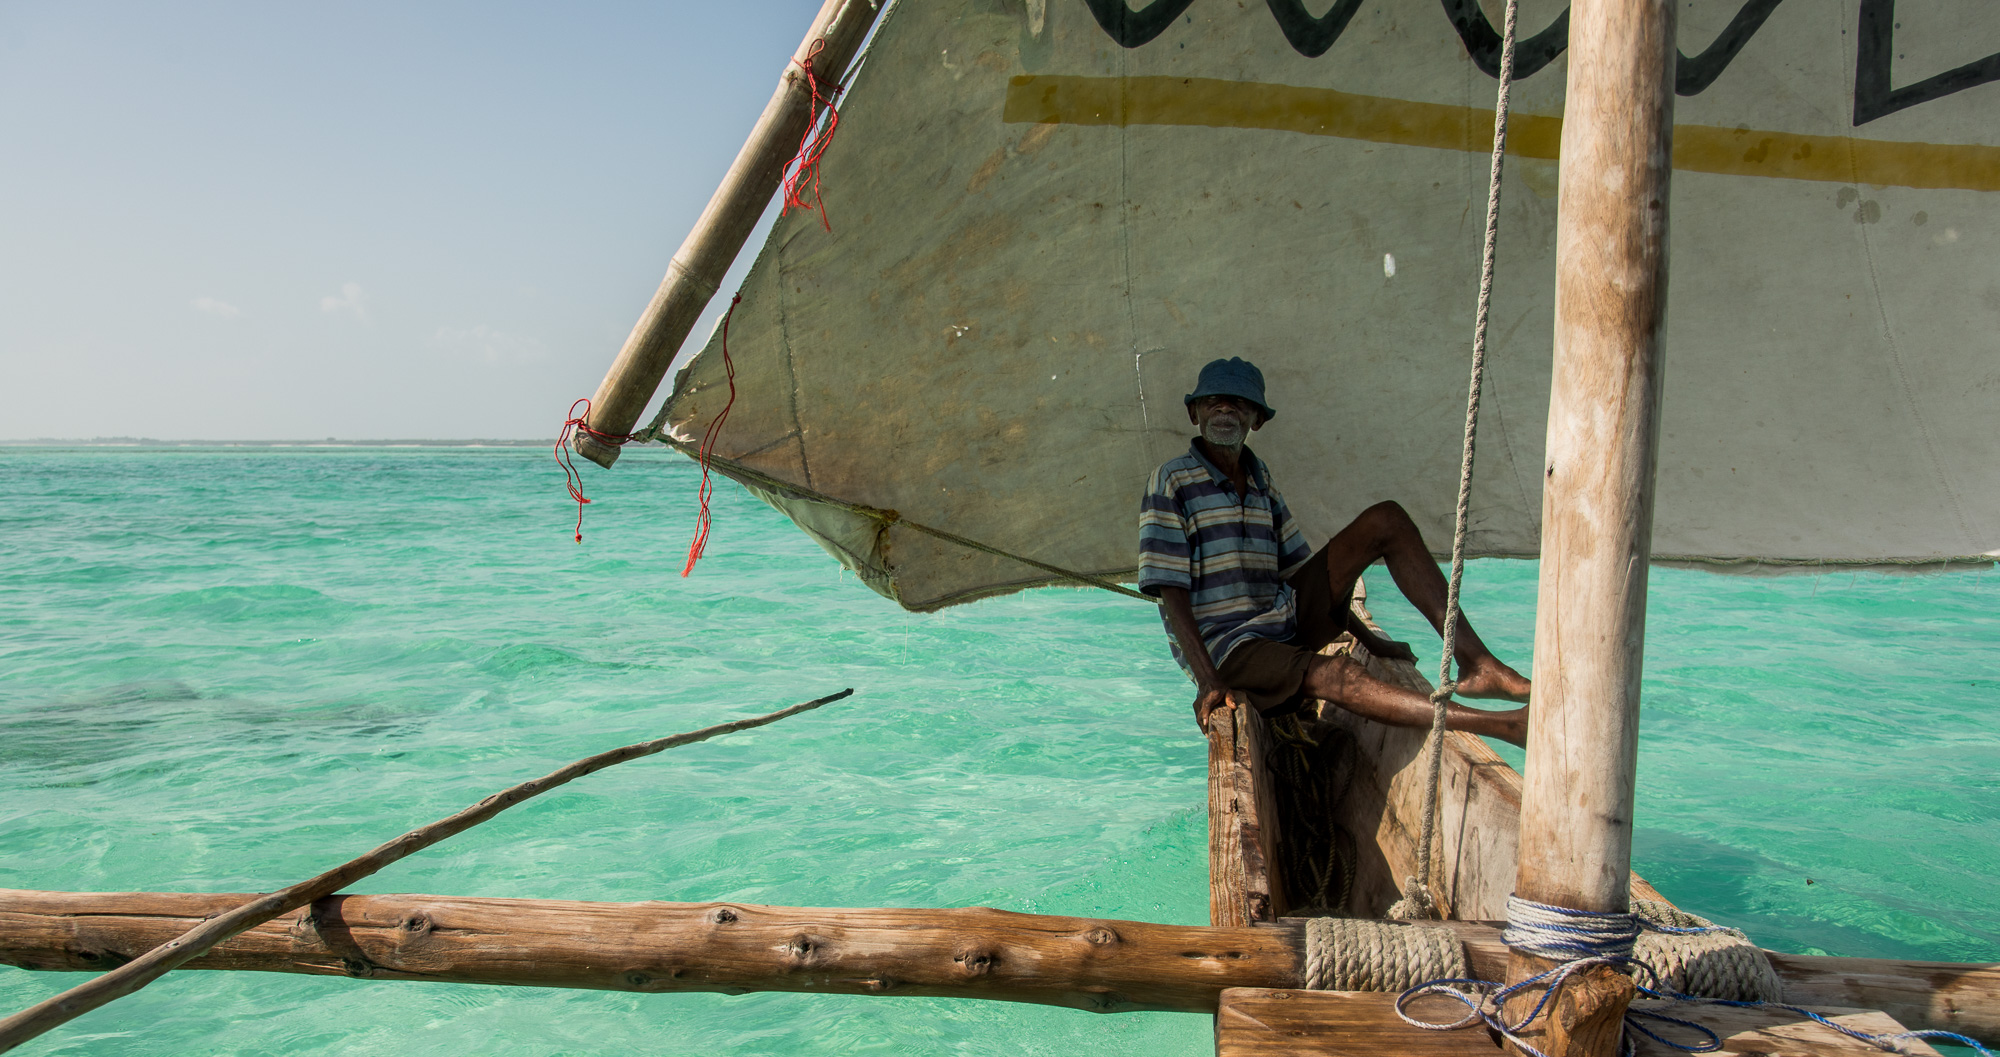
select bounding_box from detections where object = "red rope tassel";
[683,294,742,576]
[781,39,843,232]
[556,399,642,544]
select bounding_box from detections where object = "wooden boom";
[5,891,1998,1045]
[0,891,1298,1015]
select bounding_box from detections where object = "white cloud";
[320,281,368,320]
[191,296,241,318]
[431,324,549,365]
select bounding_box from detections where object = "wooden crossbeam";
[1215,988,1944,1057]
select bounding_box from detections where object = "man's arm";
[1157,586,1242,732]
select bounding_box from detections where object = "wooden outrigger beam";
[4,891,1997,1045]
[574,0,884,467]
[1,891,1297,1015]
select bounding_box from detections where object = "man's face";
[1192,394,1262,449]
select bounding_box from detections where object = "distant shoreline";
[0,438,676,450]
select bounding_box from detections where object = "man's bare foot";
[1455,655,1532,703]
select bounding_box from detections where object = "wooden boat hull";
[1206,593,1665,926]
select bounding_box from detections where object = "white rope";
[1389,0,1521,922]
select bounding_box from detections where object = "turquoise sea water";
[0,446,1995,1056]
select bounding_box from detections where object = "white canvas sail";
[656,0,2000,611]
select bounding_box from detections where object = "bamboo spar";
[1506,0,1677,1054]
[574,0,884,468]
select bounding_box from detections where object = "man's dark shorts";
[1214,545,1354,718]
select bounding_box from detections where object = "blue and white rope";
[1395,896,1993,1057]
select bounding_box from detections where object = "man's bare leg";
[1317,501,1532,703]
[1300,652,1527,747]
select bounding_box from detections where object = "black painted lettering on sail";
[1854,0,2000,124]
[1080,0,1198,48]
[1262,0,1367,59]
[1081,0,1999,120]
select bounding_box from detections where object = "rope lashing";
[1303,917,1466,993]
[1389,0,1521,923]
[682,293,742,577]
[1396,897,1992,1057]
[555,398,645,544]
[782,38,844,231]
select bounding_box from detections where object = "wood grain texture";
[1769,950,2000,1047]
[1216,988,1500,1056]
[1312,603,1668,920]
[1210,703,1282,926]
[5,892,1991,1046]
[1510,2,1680,1048]
[1217,989,1941,1057]
[0,891,1301,1015]
[1516,0,1678,920]
[1507,965,1636,1057]
[577,0,884,463]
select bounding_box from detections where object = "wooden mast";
[573,0,883,469]
[1506,0,1677,1053]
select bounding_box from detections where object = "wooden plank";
[1244,704,1287,917]
[1216,988,1499,1056]
[1768,950,2000,1049]
[1625,1002,1942,1057]
[0,890,1301,1015]
[1210,704,1281,925]
[1217,989,1943,1057]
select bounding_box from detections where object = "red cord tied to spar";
[683,293,742,577]
[781,38,843,232]
[555,399,642,544]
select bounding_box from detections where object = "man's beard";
[1201,418,1247,448]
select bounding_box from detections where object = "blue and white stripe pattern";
[1137,442,1313,676]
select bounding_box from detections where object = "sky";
[0,0,832,440]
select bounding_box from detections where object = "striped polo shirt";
[1138,441,1314,676]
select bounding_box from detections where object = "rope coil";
[1304,917,1467,993]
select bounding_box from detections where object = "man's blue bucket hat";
[1185,357,1275,421]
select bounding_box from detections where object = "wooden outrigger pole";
[573,0,884,469]
[1506,0,1677,1053]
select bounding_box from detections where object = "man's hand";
[1193,684,1243,733]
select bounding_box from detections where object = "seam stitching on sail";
[1488,307,1540,540]
[1843,139,1975,553]
[1118,50,1143,455]
[774,238,814,491]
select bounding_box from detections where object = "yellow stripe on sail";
[1003,74,2000,193]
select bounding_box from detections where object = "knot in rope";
[1304,917,1466,993]
[1388,877,1438,922]
[555,398,644,544]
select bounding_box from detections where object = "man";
[1138,357,1531,745]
